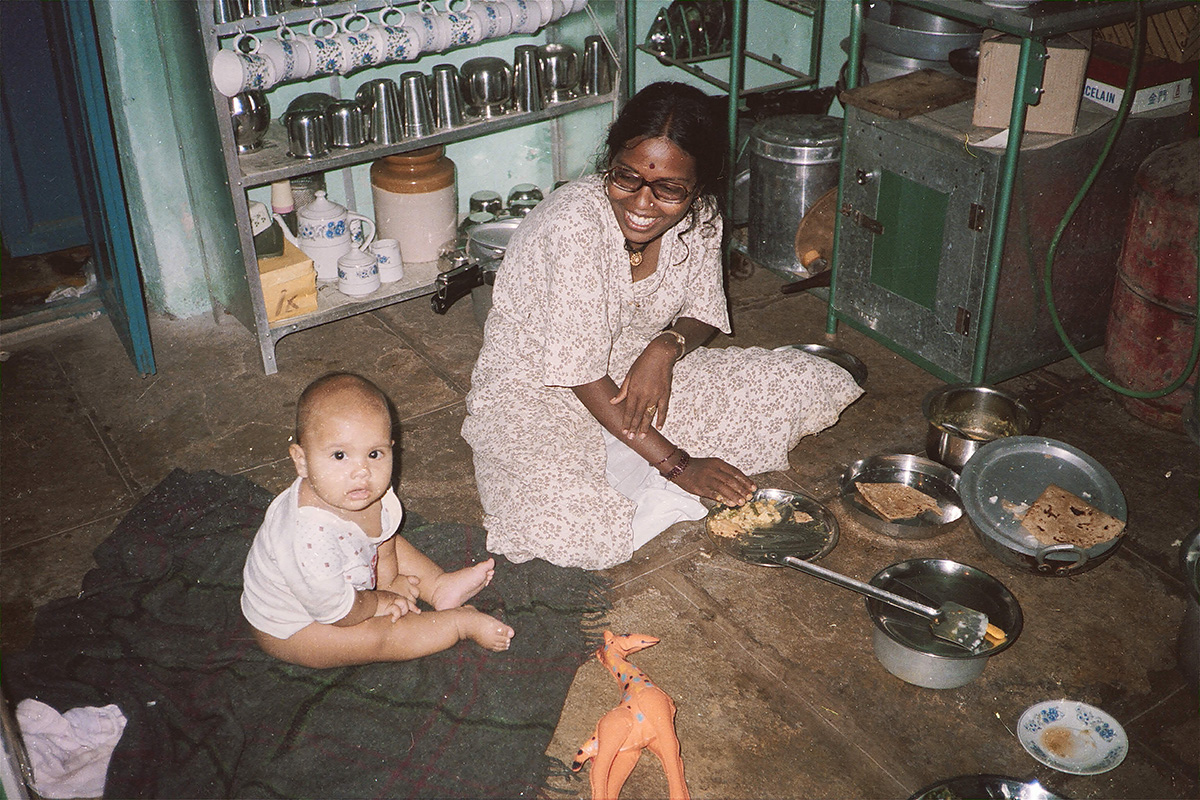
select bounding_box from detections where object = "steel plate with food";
[839,454,965,540]
[705,488,838,565]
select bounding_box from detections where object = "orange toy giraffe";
[571,631,689,800]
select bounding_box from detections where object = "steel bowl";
[229,90,270,153]
[908,774,1067,800]
[460,57,512,118]
[867,559,1022,689]
[773,343,867,387]
[923,384,1040,472]
[839,454,964,540]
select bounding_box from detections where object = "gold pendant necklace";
[625,239,648,268]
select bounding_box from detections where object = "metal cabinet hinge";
[968,203,986,232]
[955,307,971,335]
[841,203,884,236]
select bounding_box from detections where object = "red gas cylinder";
[1105,138,1199,431]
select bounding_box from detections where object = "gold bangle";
[660,329,686,361]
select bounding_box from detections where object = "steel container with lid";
[748,114,842,276]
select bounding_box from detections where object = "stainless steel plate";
[774,343,868,387]
[840,454,964,539]
[959,436,1127,558]
[705,488,838,566]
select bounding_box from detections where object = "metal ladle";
[936,420,989,441]
[747,550,994,651]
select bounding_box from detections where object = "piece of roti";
[854,481,943,522]
[1019,484,1126,547]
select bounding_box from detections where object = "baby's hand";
[374,591,418,622]
[386,574,421,605]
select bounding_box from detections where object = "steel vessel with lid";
[748,114,842,277]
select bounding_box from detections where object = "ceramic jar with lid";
[336,246,381,296]
[370,146,457,265]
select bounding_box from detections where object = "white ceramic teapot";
[277,190,376,282]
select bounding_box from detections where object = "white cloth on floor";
[604,428,708,550]
[15,699,126,800]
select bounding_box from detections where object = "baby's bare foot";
[460,607,514,652]
[430,558,495,611]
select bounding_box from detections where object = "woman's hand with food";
[663,451,756,507]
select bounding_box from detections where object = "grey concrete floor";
[2,265,1196,799]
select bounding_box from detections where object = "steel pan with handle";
[431,218,520,315]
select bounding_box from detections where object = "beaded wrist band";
[659,329,686,361]
[662,449,690,482]
[652,447,678,469]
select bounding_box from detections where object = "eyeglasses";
[603,166,693,204]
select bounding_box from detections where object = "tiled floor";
[2,265,1196,799]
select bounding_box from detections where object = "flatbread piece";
[854,481,943,521]
[1019,484,1126,548]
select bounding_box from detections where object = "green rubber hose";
[1042,2,1200,399]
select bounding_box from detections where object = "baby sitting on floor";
[241,371,514,668]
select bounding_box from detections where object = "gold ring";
[646,405,658,415]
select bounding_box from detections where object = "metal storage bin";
[748,114,842,277]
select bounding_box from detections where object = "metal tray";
[840,453,965,539]
[705,488,838,566]
[908,773,1067,800]
[774,343,868,387]
[959,436,1127,559]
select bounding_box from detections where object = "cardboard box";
[258,239,317,323]
[1094,5,1199,64]
[973,29,1092,135]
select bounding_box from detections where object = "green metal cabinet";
[832,100,1189,384]
[828,0,1194,383]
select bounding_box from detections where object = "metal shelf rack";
[198,0,626,374]
[622,0,824,223]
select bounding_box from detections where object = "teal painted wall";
[94,0,849,320]
[93,0,239,320]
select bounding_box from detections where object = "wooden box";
[258,240,317,323]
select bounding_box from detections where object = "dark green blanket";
[4,469,608,799]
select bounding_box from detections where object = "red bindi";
[648,162,655,169]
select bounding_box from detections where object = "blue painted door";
[48,0,156,375]
[0,1,88,255]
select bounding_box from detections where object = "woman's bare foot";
[430,558,495,611]
[459,606,514,652]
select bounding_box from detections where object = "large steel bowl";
[867,559,1022,689]
[923,384,1040,472]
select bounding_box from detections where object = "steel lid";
[959,436,1127,560]
[748,114,843,164]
